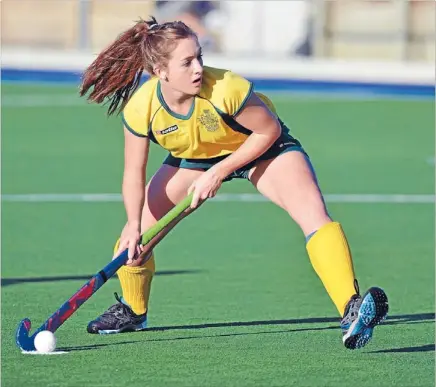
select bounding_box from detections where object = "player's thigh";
[248,151,331,236]
[141,164,204,231]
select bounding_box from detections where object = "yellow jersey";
[122,66,282,159]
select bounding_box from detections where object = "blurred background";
[1,0,435,61]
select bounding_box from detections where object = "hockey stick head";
[16,318,38,351]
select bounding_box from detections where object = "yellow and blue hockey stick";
[16,193,195,352]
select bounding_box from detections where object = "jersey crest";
[197,109,219,132]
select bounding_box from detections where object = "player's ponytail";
[79,16,196,116]
[79,17,156,115]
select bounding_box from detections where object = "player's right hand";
[115,222,142,265]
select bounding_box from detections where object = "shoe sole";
[88,319,148,335]
[343,287,389,350]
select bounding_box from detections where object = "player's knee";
[126,250,155,268]
[114,237,154,268]
[284,196,331,236]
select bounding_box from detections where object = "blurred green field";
[1,83,435,387]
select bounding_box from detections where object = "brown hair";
[79,17,196,115]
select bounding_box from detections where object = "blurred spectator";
[294,16,313,57]
[154,1,223,52]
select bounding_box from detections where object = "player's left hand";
[188,168,223,208]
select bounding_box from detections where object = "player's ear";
[154,66,168,82]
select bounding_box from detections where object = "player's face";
[166,37,203,96]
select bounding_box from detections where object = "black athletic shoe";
[87,293,148,334]
[341,282,389,350]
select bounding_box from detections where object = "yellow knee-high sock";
[113,239,155,315]
[306,222,358,316]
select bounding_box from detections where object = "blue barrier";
[2,67,434,98]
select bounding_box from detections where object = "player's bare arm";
[188,93,281,208]
[213,92,282,179]
[116,126,150,263]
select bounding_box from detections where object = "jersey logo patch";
[155,125,179,135]
[198,109,219,132]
